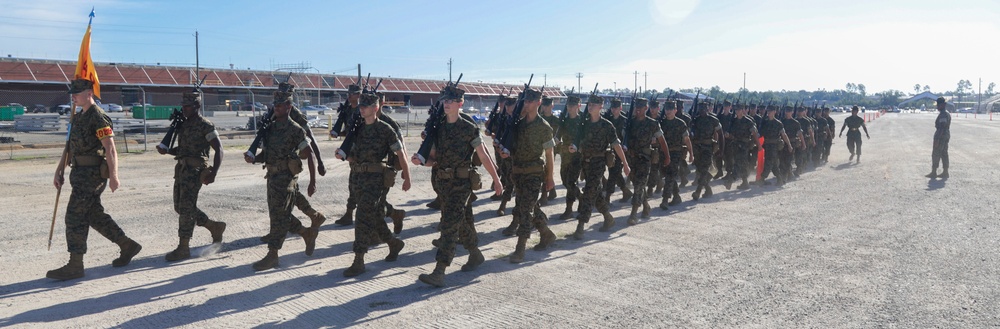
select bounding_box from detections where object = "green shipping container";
[0,105,26,121]
[131,106,178,120]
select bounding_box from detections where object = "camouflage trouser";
[723,138,735,175]
[726,142,751,182]
[794,144,808,172]
[174,162,210,239]
[65,166,127,254]
[434,177,479,266]
[693,143,714,188]
[350,172,394,254]
[647,148,662,190]
[380,170,398,215]
[932,136,950,170]
[778,147,794,180]
[823,138,833,160]
[680,156,692,182]
[578,157,610,222]
[846,132,862,156]
[760,143,781,179]
[264,171,305,250]
[513,171,548,237]
[559,151,582,203]
[662,150,685,197]
[627,154,651,206]
[812,135,826,163]
[346,171,357,213]
[604,156,626,197]
[497,153,514,201]
[294,189,319,220]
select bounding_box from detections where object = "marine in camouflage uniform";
[336,92,411,278]
[496,87,557,263]
[376,92,407,234]
[646,100,665,196]
[723,104,760,190]
[659,101,694,209]
[794,107,814,176]
[244,84,319,271]
[715,101,734,180]
[332,84,362,226]
[811,109,830,165]
[604,98,632,203]
[156,90,227,262]
[47,79,142,281]
[758,106,792,186]
[689,102,722,200]
[557,95,584,220]
[539,95,559,204]
[823,108,836,163]
[491,96,517,216]
[926,97,951,178]
[622,98,669,225]
[571,95,630,239]
[780,108,803,182]
[838,106,869,164]
[676,105,694,187]
[416,85,504,287]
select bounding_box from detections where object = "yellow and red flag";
[74,9,100,98]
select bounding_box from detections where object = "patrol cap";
[698,101,711,112]
[523,88,543,102]
[541,95,553,106]
[852,105,860,111]
[610,98,622,108]
[823,107,831,112]
[272,82,296,105]
[723,100,732,106]
[649,99,660,108]
[359,92,379,107]
[182,90,202,108]
[440,85,465,101]
[587,95,604,104]
[504,95,517,105]
[68,79,93,94]
[766,105,777,112]
[348,84,362,94]
[663,100,676,110]
[566,95,581,106]
[633,97,648,108]
[936,97,947,105]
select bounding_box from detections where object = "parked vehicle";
[302,105,331,115]
[54,104,72,115]
[100,103,123,112]
[32,104,47,113]
[381,105,393,113]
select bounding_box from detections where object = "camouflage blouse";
[433,117,482,169]
[557,114,583,148]
[173,116,218,160]
[350,120,402,164]
[730,116,758,143]
[625,117,663,151]
[69,105,113,157]
[782,118,802,141]
[511,116,554,168]
[577,117,619,158]
[660,117,689,150]
[690,113,721,143]
[759,118,785,143]
[261,118,308,164]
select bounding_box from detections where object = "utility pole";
[979,78,982,112]
[543,74,547,86]
[643,71,648,92]
[633,71,638,92]
[195,30,199,84]
[576,72,583,93]
[448,58,453,82]
[743,72,746,91]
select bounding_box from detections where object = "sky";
[1,0,998,95]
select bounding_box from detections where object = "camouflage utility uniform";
[169,115,223,240]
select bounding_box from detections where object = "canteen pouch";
[605,151,615,168]
[100,161,109,179]
[383,168,396,188]
[469,169,483,190]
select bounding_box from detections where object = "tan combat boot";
[252,249,279,271]
[390,209,405,234]
[559,202,574,220]
[46,253,84,281]
[204,220,227,244]
[598,211,616,232]
[461,247,485,272]
[165,238,191,262]
[112,238,142,267]
[627,205,639,226]
[501,216,518,236]
[533,225,556,251]
[307,210,326,231]
[509,236,528,263]
[572,221,586,240]
[385,238,404,262]
[299,226,318,256]
[641,201,651,219]
[343,253,366,277]
[418,262,448,287]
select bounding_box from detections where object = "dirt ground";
[2,112,999,328]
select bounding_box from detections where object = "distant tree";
[914,84,922,94]
[987,82,996,96]
[923,85,931,92]
[845,83,856,94]
[858,84,867,97]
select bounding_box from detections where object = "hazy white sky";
[0,0,997,94]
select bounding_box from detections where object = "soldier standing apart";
[838,106,869,164]
[332,84,362,226]
[758,106,793,186]
[689,102,722,200]
[623,98,669,225]
[244,87,319,271]
[156,90,227,262]
[539,95,559,204]
[335,92,410,277]
[415,85,504,287]
[926,97,951,178]
[570,95,630,239]
[498,88,557,263]
[724,104,760,190]
[557,95,584,220]
[47,79,143,281]
[823,107,836,163]
[659,101,694,209]
[605,98,632,202]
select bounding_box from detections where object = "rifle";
[414,74,462,164]
[332,66,363,136]
[658,90,675,124]
[486,86,513,135]
[555,87,574,139]
[572,83,600,148]
[621,89,637,149]
[498,74,535,154]
[689,90,701,118]
[158,75,207,153]
[336,75,382,160]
